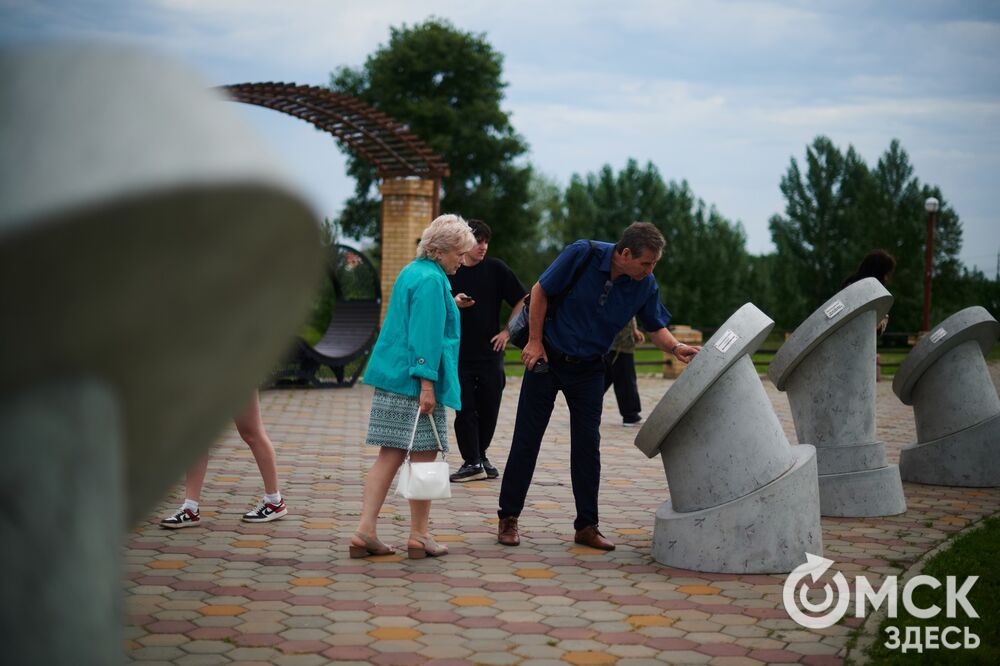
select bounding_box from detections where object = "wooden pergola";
[218,82,451,322]
[218,82,450,213]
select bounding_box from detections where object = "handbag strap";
[427,416,445,456]
[404,407,446,462]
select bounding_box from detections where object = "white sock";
[264,492,282,505]
[182,499,199,512]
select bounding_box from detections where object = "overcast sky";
[4,0,999,274]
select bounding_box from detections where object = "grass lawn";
[507,344,916,379]
[857,516,999,664]
[497,334,1000,379]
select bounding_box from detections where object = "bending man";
[497,222,699,551]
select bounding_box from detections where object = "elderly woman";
[350,214,475,559]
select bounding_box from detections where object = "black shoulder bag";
[507,241,597,349]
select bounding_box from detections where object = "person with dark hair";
[842,249,896,334]
[497,222,700,551]
[449,219,528,482]
[842,249,896,287]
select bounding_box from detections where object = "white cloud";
[2,0,998,271]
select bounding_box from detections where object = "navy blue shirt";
[539,240,672,359]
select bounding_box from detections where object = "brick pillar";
[379,178,437,322]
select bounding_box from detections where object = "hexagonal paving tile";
[123,371,1000,664]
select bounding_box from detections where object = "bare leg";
[234,392,279,495]
[184,452,210,503]
[163,422,209,526]
[409,497,430,540]
[353,446,406,547]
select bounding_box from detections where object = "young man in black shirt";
[449,219,528,482]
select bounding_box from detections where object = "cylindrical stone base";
[815,441,886,475]
[910,340,1000,442]
[660,355,795,512]
[768,280,906,518]
[652,445,822,573]
[0,378,125,666]
[817,462,907,517]
[784,312,878,448]
[899,413,1000,487]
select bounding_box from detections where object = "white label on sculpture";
[714,330,739,354]
[824,301,845,318]
[930,328,948,344]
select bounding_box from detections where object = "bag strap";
[550,240,598,311]
[427,416,445,457]
[404,407,446,463]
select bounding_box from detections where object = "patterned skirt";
[366,389,449,452]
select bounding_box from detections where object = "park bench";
[270,244,381,388]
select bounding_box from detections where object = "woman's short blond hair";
[417,213,476,260]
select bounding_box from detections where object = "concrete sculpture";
[0,46,322,664]
[892,306,1000,486]
[768,278,906,517]
[635,304,822,573]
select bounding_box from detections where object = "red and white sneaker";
[160,507,200,529]
[242,499,287,523]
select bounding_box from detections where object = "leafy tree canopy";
[329,18,534,263]
[553,159,754,329]
[769,136,970,330]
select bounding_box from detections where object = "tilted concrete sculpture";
[635,304,822,573]
[768,278,907,517]
[0,45,322,665]
[892,307,1000,487]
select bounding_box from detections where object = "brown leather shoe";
[497,516,520,546]
[574,525,615,551]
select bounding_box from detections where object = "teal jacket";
[363,257,462,409]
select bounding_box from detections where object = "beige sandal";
[349,531,396,558]
[407,534,448,559]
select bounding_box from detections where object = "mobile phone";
[458,295,473,302]
[531,359,549,374]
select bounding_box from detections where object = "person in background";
[160,392,286,528]
[497,222,700,552]
[604,317,645,427]
[842,249,896,335]
[349,214,475,559]
[449,219,528,482]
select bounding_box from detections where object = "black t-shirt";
[449,257,527,361]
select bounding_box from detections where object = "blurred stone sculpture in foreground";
[0,45,322,664]
[635,303,822,574]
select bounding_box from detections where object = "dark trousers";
[498,353,605,531]
[454,357,506,465]
[603,352,641,421]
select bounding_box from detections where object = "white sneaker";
[242,499,287,523]
[160,507,200,529]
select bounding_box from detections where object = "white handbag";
[395,409,452,500]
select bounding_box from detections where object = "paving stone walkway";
[125,366,1000,665]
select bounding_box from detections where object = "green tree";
[850,142,965,330]
[937,266,1000,323]
[769,136,872,325]
[517,171,565,283]
[557,159,753,329]
[328,18,533,265]
[769,136,970,331]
